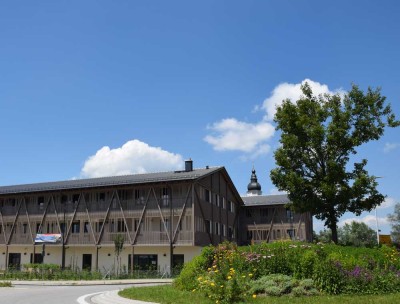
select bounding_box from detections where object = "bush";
[175,241,400,301]
[249,274,319,297]
[173,246,214,291]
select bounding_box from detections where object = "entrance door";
[82,254,92,271]
[8,253,21,270]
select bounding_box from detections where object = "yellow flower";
[208,268,212,271]
[192,289,196,292]
[213,265,217,268]
[220,285,224,288]
[211,282,215,286]
[252,294,257,298]
[227,275,232,280]
[249,273,253,277]
[215,270,219,273]
[216,301,219,304]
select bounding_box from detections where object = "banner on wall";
[35,234,62,244]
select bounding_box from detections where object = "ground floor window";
[30,253,43,264]
[8,253,21,270]
[172,254,184,273]
[128,254,158,271]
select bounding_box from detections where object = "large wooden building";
[0,161,312,273]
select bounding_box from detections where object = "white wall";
[0,244,203,273]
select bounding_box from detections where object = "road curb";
[9,279,173,287]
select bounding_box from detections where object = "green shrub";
[173,245,213,291]
[313,258,345,294]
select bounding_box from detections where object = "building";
[0,160,242,273]
[0,161,313,273]
[240,168,313,244]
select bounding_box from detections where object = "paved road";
[0,283,157,304]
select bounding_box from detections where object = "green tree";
[388,203,400,244]
[114,234,124,277]
[339,221,377,247]
[271,83,399,243]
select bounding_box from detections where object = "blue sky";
[0,1,399,235]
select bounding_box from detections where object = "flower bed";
[174,241,400,303]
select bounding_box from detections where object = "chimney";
[185,159,193,172]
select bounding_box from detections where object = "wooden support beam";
[7,198,23,244]
[152,187,171,243]
[266,208,277,243]
[131,188,151,245]
[172,186,191,243]
[194,185,212,243]
[115,191,132,244]
[97,191,116,245]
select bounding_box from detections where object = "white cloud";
[80,139,183,178]
[204,79,344,160]
[204,118,275,153]
[383,142,400,153]
[338,215,389,229]
[378,197,397,209]
[268,187,288,195]
[261,78,345,121]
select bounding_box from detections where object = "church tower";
[246,167,262,196]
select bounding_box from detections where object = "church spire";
[247,167,262,196]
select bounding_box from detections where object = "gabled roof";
[0,167,222,195]
[241,194,290,206]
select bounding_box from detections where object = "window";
[215,222,220,235]
[117,219,126,232]
[132,254,158,270]
[61,195,68,204]
[72,221,80,233]
[215,194,220,207]
[84,221,90,233]
[38,196,45,210]
[205,189,211,203]
[109,220,115,232]
[161,188,169,207]
[98,192,106,202]
[287,229,295,239]
[22,223,28,234]
[222,197,226,209]
[286,209,293,221]
[228,201,235,213]
[228,226,234,239]
[135,189,145,205]
[95,220,103,233]
[205,220,212,233]
[260,208,268,217]
[72,194,80,204]
[9,198,16,207]
[118,190,128,201]
[222,224,226,237]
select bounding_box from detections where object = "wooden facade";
[0,163,242,272]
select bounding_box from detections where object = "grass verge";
[119,285,400,304]
[0,281,12,287]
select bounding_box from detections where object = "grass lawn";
[119,285,400,304]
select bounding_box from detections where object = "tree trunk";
[330,223,338,244]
